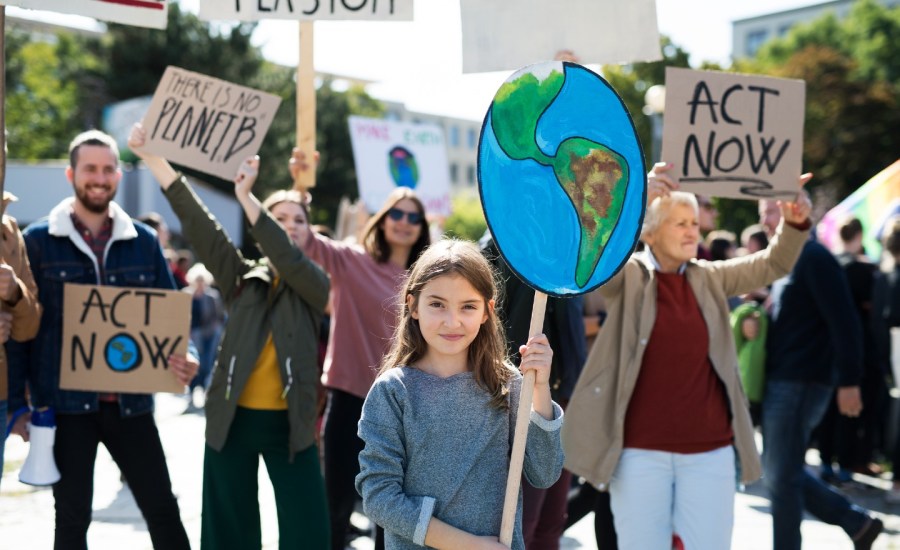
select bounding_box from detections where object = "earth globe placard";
[478,61,646,296]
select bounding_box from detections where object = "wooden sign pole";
[499,291,547,546]
[294,21,316,190]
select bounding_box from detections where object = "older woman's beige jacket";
[562,220,809,489]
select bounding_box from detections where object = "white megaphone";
[19,408,61,486]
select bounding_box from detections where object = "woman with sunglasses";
[290,149,431,550]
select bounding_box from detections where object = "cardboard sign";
[60,283,190,394]
[660,68,806,200]
[348,116,451,216]
[141,66,282,181]
[199,0,413,21]
[478,61,645,296]
[459,0,661,74]
[5,0,167,29]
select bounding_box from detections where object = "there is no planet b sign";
[478,61,646,296]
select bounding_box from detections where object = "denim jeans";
[190,328,221,392]
[0,399,6,491]
[762,380,869,550]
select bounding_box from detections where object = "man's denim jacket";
[7,198,179,417]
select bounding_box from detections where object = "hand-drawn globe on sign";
[479,61,646,296]
[389,145,419,189]
[104,333,142,372]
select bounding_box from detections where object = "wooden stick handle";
[499,291,547,546]
[294,21,316,190]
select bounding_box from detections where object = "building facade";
[732,0,900,59]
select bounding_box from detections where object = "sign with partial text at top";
[199,0,413,21]
[141,66,282,181]
[459,0,661,73]
[60,284,191,394]
[5,0,168,29]
[660,67,806,200]
[348,116,451,216]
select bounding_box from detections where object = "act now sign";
[661,68,806,200]
[60,284,191,394]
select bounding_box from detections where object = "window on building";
[450,163,458,183]
[467,128,477,149]
[449,126,460,147]
[777,24,792,36]
[467,165,475,185]
[745,30,769,57]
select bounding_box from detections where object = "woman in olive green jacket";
[562,162,812,549]
[129,125,330,549]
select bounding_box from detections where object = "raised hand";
[779,173,814,225]
[234,156,260,199]
[647,162,679,205]
[288,147,320,181]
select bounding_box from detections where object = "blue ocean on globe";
[479,62,646,296]
[105,333,141,372]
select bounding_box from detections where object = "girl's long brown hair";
[379,239,514,409]
[361,187,431,268]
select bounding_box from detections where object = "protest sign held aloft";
[661,67,806,200]
[5,0,168,29]
[459,0,661,73]
[60,283,191,394]
[199,0,413,21]
[348,116,451,216]
[140,66,282,181]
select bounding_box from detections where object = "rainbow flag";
[818,160,900,259]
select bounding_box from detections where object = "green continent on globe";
[552,138,628,288]
[490,67,630,288]
[492,69,565,165]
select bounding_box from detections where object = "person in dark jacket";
[760,201,883,550]
[816,217,886,483]
[130,124,331,549]
[6,129,197,550]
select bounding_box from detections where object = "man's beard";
[75,185,115,214]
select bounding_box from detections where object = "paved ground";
[2,394,900,549]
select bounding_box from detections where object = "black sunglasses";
[386,207,423,225]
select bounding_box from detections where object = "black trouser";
[322,389,369,550]
[566,480,618,549]
[53,403,189,550]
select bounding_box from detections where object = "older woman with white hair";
[562,162,813,549]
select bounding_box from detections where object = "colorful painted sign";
[459,0,661,73]
[348,115,451,216]
[199,0,413,21]
[140,66,282,181]
[818,160,900,259]
[479,61,645,296]
[60,284,191,394]
[6,0,167,29]
[660,67,806,200]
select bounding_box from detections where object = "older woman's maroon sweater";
[623,271,734,453]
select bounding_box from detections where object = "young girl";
[355,239,564,550]
[129,125,330,549]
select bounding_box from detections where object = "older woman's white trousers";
[609,445,736,549]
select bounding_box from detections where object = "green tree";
[443,194,486,242]
[103,3,261,102]
[601,36,691,170]
[5,31,103,160]
[740,0,900,203]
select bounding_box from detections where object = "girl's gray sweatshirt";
[355,366,564,550]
